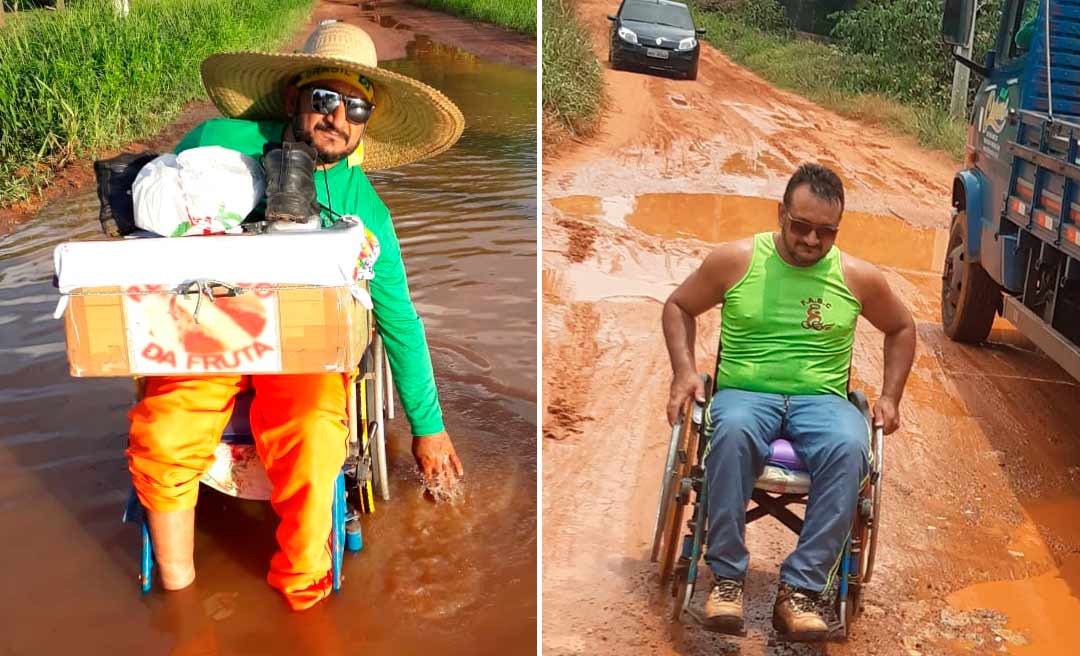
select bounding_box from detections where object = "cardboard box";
[63,283,370,377]
[54,224,377,377]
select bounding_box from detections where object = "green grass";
[409,0,535,33]
[542,0,602,138]
[0,0,314,207]
[693,10,966,160]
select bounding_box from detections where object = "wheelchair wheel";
[671,563,692,621]
[863,426,884,583]
[837,479,872,635]
[651,419,684,563]
[834,424,883,636]
[373,334,390,501]
[365,373,382,503]
[671,469,707,623]
[659,396,703,584]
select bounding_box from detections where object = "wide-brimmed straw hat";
[200,21,465,171]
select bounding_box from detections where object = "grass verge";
[0,0,314,208]
[693,11,966,160]
[409,0,535,33]
[542,0,603,140]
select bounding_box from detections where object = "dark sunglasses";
[784,212,839,239]
[308,87,375,125]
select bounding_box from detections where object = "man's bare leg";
[147,508,197,590]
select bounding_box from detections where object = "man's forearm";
[380,318,444,437]
[881,323,916,402]
[662,300,697,377]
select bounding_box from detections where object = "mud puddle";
[944,497,1080,655]
[0,38,536,656]
[550,193,949,273]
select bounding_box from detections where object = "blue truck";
[941,0,1080,380]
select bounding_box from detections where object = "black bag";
[93,151,159,237]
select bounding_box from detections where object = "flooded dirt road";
[542,2,1080,654]
[0,6,536,656]
[0,0,534,231]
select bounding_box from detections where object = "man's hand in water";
[412,431,464,484]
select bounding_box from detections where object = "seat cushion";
[203,442,272,500]
[755,465,811,495]
[754,438,810,494]
[202,389,271,499]
[767,438,805,471]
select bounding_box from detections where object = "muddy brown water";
[549,193,949,273]
[0,42,535,656]
[946,497,1080,655]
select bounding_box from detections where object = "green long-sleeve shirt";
[175,117,444,436]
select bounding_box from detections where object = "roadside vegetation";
[410,0,535,33]
[542,0,603,140]
[691,0,1004,160]
[0,0,313,208]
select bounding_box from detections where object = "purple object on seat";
[768,438,806,472]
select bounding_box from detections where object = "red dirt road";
[542,2,1080,654]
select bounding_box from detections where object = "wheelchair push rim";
[863,425,884,583]
[658,389,707,585]
[833,425,884,638]
[650,418,684,563]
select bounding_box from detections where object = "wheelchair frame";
[122,333,396,594]
[651,369,884,640]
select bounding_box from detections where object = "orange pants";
[127,373,349,611]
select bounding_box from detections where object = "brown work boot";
[702,577,744,634]
[772,582,829,641]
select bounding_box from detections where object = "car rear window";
[620,1,694,30]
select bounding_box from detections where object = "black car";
[607,0,705,80]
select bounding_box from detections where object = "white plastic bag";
[132,146,265,237]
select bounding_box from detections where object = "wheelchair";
[121,332,396,593]
[651,360,884,640]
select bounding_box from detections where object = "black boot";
[262,141,321,224]
[93,151,159,237]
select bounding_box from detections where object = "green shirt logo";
[800,297,835,331]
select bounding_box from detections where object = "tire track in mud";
[542,1,1080,654]
[542,302,599,441]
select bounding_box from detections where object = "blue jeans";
[702,388,870,593]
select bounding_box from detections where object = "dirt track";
[541,2,1080,654]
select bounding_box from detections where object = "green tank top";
[717,233,861,397]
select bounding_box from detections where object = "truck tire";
[941,211,1000,343]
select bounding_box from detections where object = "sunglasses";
[784,212,839,239]
[307,87,375,125]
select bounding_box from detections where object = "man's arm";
[367,210,462,480]
[369,229,443,435]
[662,240,750,424]
[847,259,916,434]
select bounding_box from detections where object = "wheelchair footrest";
[683,607,747,637]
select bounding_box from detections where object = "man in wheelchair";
[125,23,465,611]
[661,163,916,640]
